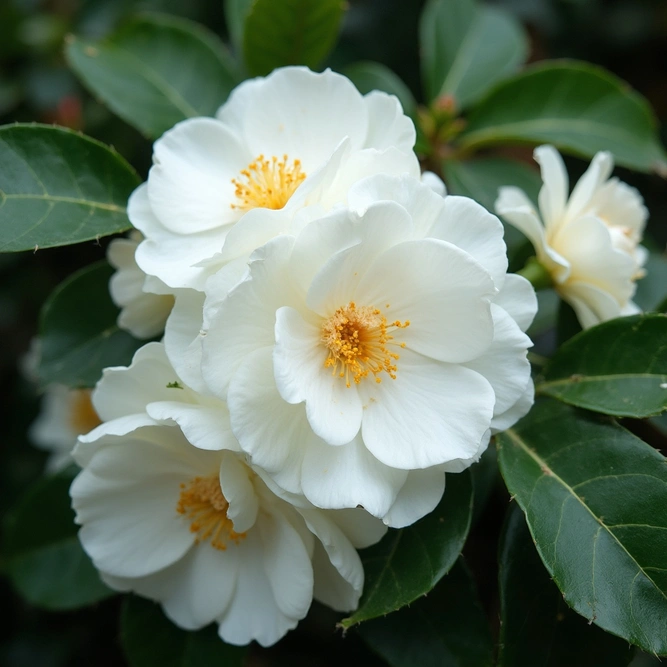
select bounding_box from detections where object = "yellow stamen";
[322,302,410,387]
[231,154,306,211]
[68,389,101,434]
[176,476,245,550]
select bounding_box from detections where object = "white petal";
[359,349,495,469]
[296,202,413,312]
[382,467,446,528]
[163,290,208,393]
[146,402,237,452]
[202,235,301,398]
[218,452,259,534]
[72,451,195,578]
[464,304,532,418]
[130,184,228,291]
[258,511,314,620]
[421,170,447,195]
[273,307,363,446]
[216,67,368,172]
[441,429,491,472]
[361,90,416,152]
[92,343,182,421]
[325,508,388,549]
[534,145,569,231]
[562,281,624,328]
[356,239,496,363]
[115,543,240,631]
[299,508,365,612]
[148,117,248,234]
[493,274,538,332]
[300,435,406,517]
[227,347,312,495]
[566,151,614,222]
[491,379,534,433]
[216,528,299,647]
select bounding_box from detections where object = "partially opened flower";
[131,66,420,292]
[29,385,100,473]
[495,145,648,328]
[201,174,536,527]
[107,231,175,339]
[71,343,386,647]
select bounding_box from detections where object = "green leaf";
[3,467,114,610]
[38,260,144,388]
[358,559,493,667]
[224,0,254,56]
[420,0,528,108]
[497,398,667,655]
[343,61,417,117]
[340,470,473,628]
[66,13,240,139]
[243,0,345,77]
[442,157,541,257]
[0,124,139,252]
[498,502,635,666]
[471,442,498,526]
[634,251,667,313]
[121,596,248,667]
[539,314,667,418]
[458,61,667,173]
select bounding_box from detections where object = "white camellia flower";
[107,231,175,339]
[130,66,420,294]
[71,343,386,647]
[29,385,101,473]
[495,145,648,328]
[200,174,537,527]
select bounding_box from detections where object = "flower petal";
[359,349,495,469]
[361,90,416,152]
[534,145,568,231]
[493,274,538,332]
[566,150,614,222]
[273,306,363,446]
[218,452,259,534]
[148,117,248,234]
[300,435,406,517]
[356,239,496,364]
[381,467,446,528]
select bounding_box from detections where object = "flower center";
[68,389,101,434]
[231,154,306,211]
[176,475,246,550]
[322,302,409,388]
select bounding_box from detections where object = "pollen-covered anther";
[231,154,306,211]
[176,476,245,550]
[322,302,410,387]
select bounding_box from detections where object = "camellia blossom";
[70,343,386,647]
[495,145,648,328]
[29,385,100,473]
[107,231,175,339]
[130,66,420,293]
[200,174,537,527]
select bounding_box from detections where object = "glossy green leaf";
[442,157,541,256]
[344,61,417,117]
[121,596,248,667]
[3,468,113,610]
[341,470,473,628]
[358,559,493,667]
[0,124,138,252]
[498,502,634,667]
[539,314,667,417]
[225,0,253,56]
[420,0,528,107]
[38,261,144,388]
[243,0,345,76]
[458,61,667,173]
[66,13,240,139]
[634,252,667,312]
[497,398,667,655]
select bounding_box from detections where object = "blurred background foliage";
[0,0,665,664]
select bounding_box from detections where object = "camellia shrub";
[2,0,666,665]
